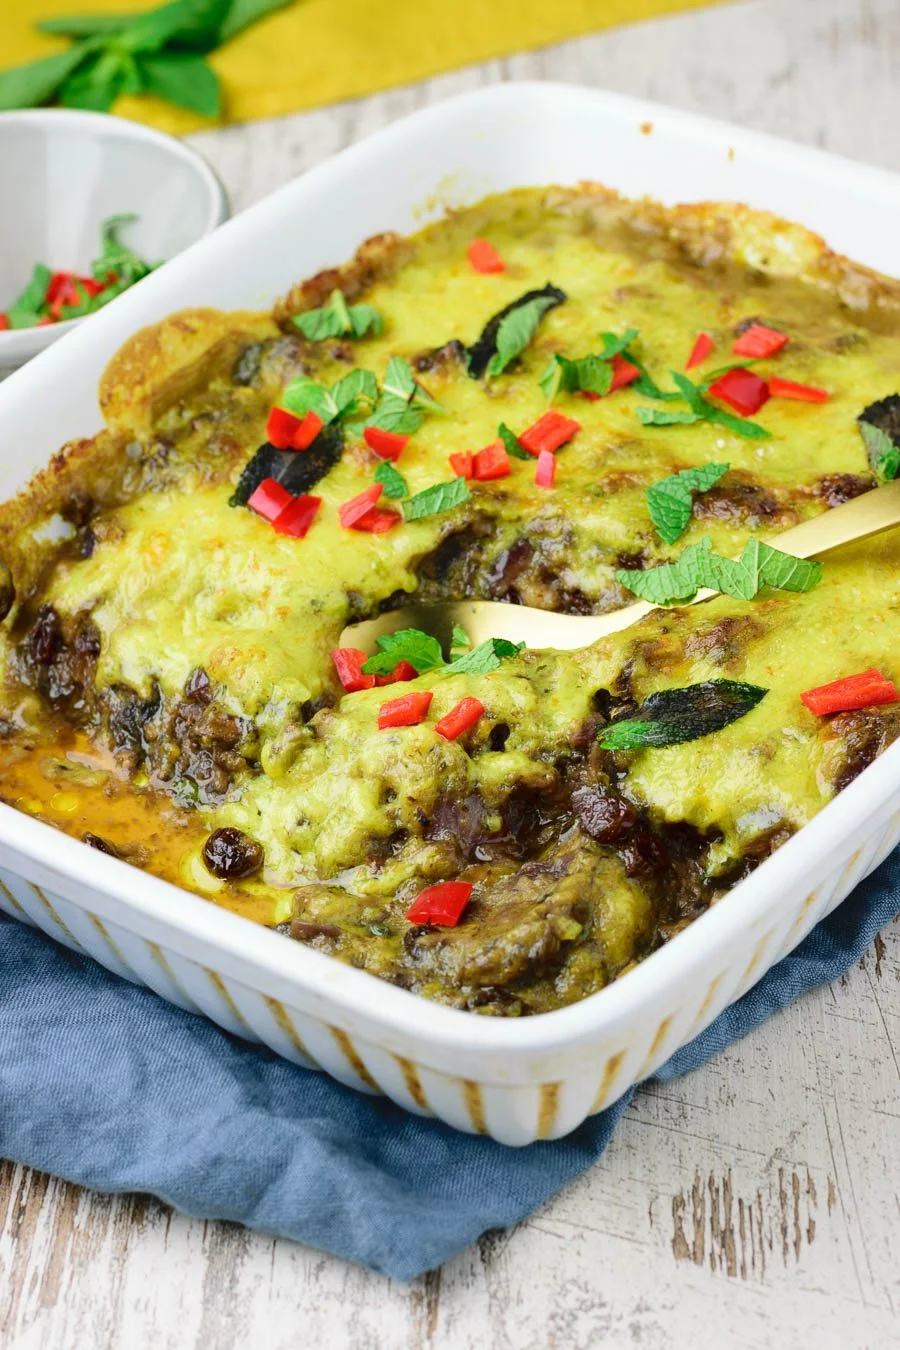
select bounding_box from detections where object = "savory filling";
[1,184,899,1015]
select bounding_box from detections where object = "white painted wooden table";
[3,1,900,1345]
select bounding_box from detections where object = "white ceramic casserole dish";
[1,83,899,1146]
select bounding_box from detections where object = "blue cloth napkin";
[2,852,898,1282]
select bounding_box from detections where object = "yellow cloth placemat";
[5,0,725,133]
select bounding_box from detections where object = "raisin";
[571,786,637,842]
[83,832,121,857]
[184,668,212,703]
[202,827,264,880]
[28,605,62,665]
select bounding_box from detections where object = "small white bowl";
[0,109,228,376]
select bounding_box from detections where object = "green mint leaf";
[859,420,900,480]
[752,539,823,593]
[383,355,416,401]
[402,477,470,521]
[332,368,378,417]
[136,52,220,117]
[617,535,821,605]
[118,0,231,54]
[92,215,155,285]
[219,0,294,42]
[672,372,770,440]
[487,295,558,378]
[0,42,97,111]
[444,637,524,675]
[451,624,471,649]
[293,289,383,340]
[626,355,680,402]
[615,548,702,605]
[637,407,702,427]
[539,353,613,404]
[366,394,423,436]
[411,381,445,415]
[373,461,408,499]
[599,679,767,750]
[282,377,338,423]
[467,284,566,379]
[361,628,445,676]
[596,328,639,361]
[8,264,52,317]
[36,15,131,38]
[497,422,531,460]
[646,462,729,544]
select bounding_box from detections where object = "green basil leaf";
[599,679,767,750]
[859,420,900,481]
[0,42,97,110]
[443,637,524,675]
[361,628,446,676]
[136,52,220,116]
[373,461,408,499]
[219,0,294,42]
[497,422,532,460]
[402,477,470,521]
[645,462,729,544]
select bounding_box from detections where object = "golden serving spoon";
[341,479,900,654]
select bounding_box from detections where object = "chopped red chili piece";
[364,425,409,460]
[375,659,419,686]
[331,647,376,692]
[473,441,511,481]
[45,272,78,308]
[405,879,473,926]
[248,477,293,522]
[800,669,899,717]
[767,376,830,404]
[732,323,788,358]
[685,331,714,370]
[266,406,303,449]
[534,449,556,488]
[291,410,324,450]
[36,316,54,327]
[378,690,433,729]
[449,450,474,480]
[434,697,486,741]
[608,353,641,391]
[80,276,105,298]
[0,314,9,331]
[467,238,505,274]
[352,507,402,533]
[339,483,384,528]
[519,410,580,456]
[707,367,770,416]
[273,493,321,538]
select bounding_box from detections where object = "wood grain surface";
[2,1,899,1345]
